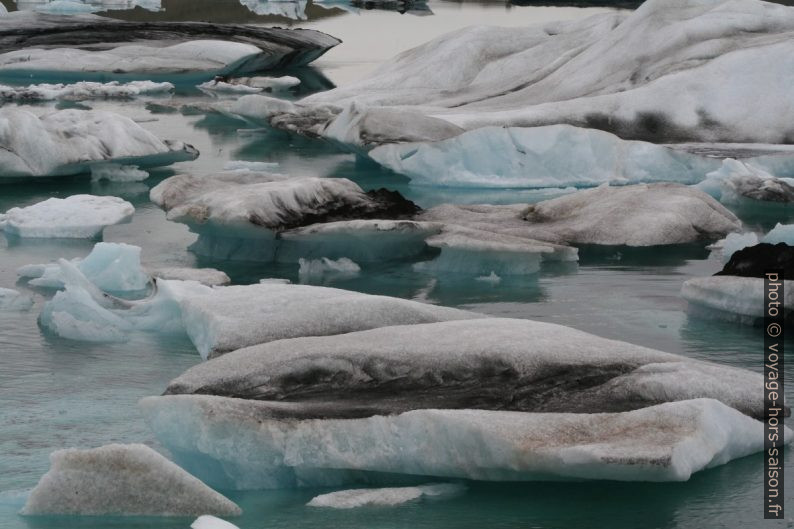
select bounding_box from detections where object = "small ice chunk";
[0,80,173,101]
[192,515,240,529]
[475,272,501,284]
[0,287,34,311]
[259,278,291,284]
[198,76,299,94]
[1,195,133,238]
[763,223,794,245]
[90,164,149,183]
[21,444,240,516]
[698,159,794,203]
[222,160,279,172]
[152,267,231,287]
[714,232,760,263]
[298,257,360,281]
[682,276,794,324]
[19,242,150,292]
[307,483,465,508]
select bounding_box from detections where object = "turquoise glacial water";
[0,2,792,528]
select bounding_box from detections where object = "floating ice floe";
[711,232,760,264]
[0,108,197,179]
[192,515,240,529]
[150,172,419,261]
[198,75,300,94]
[151,267,231,287]
[163,318,769,420]
[19,242,150,292]
[90,164,149,183]
[696,159,794,204]
[21,444,240,516]
[762,223,794,246]
[307,483,465,508]
[141,396,784,488]
[239,0,307,20]
[683,242,794,323]
[0,288,34,311]
[298,257,360,282]
[0,80,173,101]
[0,12,339,79]
[0,195,133,238]
[15,0,162,14]
[269,0,794,148]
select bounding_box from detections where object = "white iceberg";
[90,164,149,183]
[0,195,133,238]
[178,283,477,359]
[21,444,240,516]
[18,242,150,292]
[239,0,307,19]
[0,80,173,101]
[0,108,197,179]
[198,75,300,94]
[151,267,231,287]
[307,483,465,508]
[712,232,760,263]
[164,318,769,420]
[762,223,794,246]
[0,12,340,78]
[15,0,162,14]
[682,276,794,323]
[696,159,794,204]
[298,257,360,281]
[141,396,785,488]
[192,515,240,529]
[370,125,722,188]
[0,287,34,311]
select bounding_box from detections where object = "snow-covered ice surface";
[178,283,477,359]
[0,108,197,178]
[682,276,794,324]
[141,396,786,488]
[0,12,340,79]
[151,267,231,286]
[0,81,173,101]
[18,242,151,292]
[21,444,240,516]
[0,195,134,238]
[0,288,34,311]
[307,483,465,508]
[164,318,769,420]
[272,0,794,148]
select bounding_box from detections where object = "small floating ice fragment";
[0,195,133,238]
[21,444,240,516]
[298,257,360,281]
[0,287,34,311]
[0,80,173,101]
[152,267,231,286]
[90,164,149,183]
[307,483,465,508]
[192,515,240,529]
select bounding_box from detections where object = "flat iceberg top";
[0,12,339,75]
[21,443,241,516]
[307,483,465,508]
[150,172,419,236]
[141,395,788,487]
[166,318,767,420]
[0,108,197,178]
[1,194,133,238]
[179,283,477,359]
[273,0,794,147]
[151,267,231,286]
[682,276,794,321]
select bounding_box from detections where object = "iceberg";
[0,12,340,79]
[178,283,477,359]
[0,80,173,101]
[239,0,307,20]
[717,242,794,280]
[192,515,240,529]
[164,318,769,420]
[0,195,133,239]
[269,0,794,148]
[0,287,34,311]
[712,232,760,264]
[19,242,151,292]
[682,275,793,324]
[151,267,231,287]
[762,223,794,246]
[0,108,197,179]
[21,444,240,516]
[369,125,722,188]
[141,396,784,488]
[307,483,465,508]
[90,164,149,183]
[150,172,419,261]
[15,0,162,14]
[198,75,300,94]
[696,159,794,204]
[298,257,360,282]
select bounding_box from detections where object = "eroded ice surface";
[151,267,231,286]
[90,164,149,183]
[179,283,477,359]
[198,76,300,94]
[307,483,465,508]
[0,81,173,101]
[165,318,768,420]
[0,108,196,179]
[0,195,133,238]
[0,12,340,78]
[0,287,34,311]
[269,0,794,148]
[18,242,150,292]
[21,444,240,516]
[15,0,162,14]
[141,396,785,488]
